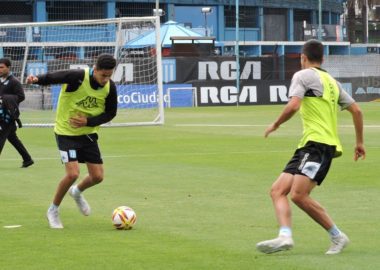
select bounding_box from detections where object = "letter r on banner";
[270,85,288,102]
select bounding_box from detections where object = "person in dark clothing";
[26,54,118,229]
[0,58,34,168]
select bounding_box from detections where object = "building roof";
[125,20,216,48]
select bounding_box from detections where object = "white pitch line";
[341,125,380,128]
[103,150,292,158]
[3,225,22,229]
[175,124,267,127]
[175,124,380,128]
[2,145,379,163]
[0,150,292,162]
[4,143,380,162]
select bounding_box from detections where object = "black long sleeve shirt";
[0,74,25,103]
[0,74,24,123]
[36,69,117,127]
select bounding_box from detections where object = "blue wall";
[12,0,346,44]
[174,6,218,37]
[7,0,375,56]
[224,28,260,41]
[40,26,115,42]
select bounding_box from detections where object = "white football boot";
[69,186,91,216]
[325,233,349,255]
[46,207,64,229]
[256,236,294,254]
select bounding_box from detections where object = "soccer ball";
[112,206,137,230]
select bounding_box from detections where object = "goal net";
[0,17,164,127]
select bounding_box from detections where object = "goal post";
[0,16,164,127]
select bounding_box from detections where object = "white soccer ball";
[112,206,137,230]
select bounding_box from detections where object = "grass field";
[1,103,379,270]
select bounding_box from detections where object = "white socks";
[278,225,342,240]
[71,185,82,197]
[49,203,59,211]
[279,226,292,238]
[328,225,342,238]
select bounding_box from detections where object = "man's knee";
[91,173,104,184]
[270,185,288,200]
[290,191,307,206]
[66,171,80,182]
[270,187,280,199]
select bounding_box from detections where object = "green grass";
[1,103,379,270]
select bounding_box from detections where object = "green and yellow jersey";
[288,67,355,157]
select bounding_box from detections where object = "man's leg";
[77,163,104,191]
[47,161,80,229]
[53,161,80,205]
[271,173,294,228]
[290,174,333,229]
[68,163,103,216]
[256,173,295,253]
[0,123,12,154]
[290,175,349,254]
[7,126,33,167]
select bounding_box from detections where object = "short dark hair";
[302,39,323,63]
[95,53,117,70]
[0,58,12,67]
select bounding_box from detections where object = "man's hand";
[264,97,300,138]
[264,123,279,138]
[354,144,366,161]
[69,114,87,128]
[26,75,38,84]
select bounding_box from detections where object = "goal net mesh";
[0,17,164,127]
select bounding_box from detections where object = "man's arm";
[69,82,118,128]
[26,69,84,86]
[264,96,301,138]
[11,77,25,103]
[346,102,365,161]
[86,84,117,126]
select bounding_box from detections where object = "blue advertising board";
[51,83,194,110]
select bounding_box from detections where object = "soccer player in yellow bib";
[26,54,117,229]
[256,40,366,255]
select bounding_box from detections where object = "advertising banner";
[51,83,194,109]
[174,56,278,83]
[192,80,290,106]
[338,77,380,102]
[49,57,380,109]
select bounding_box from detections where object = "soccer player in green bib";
[26,54,117,229]
[256,40,365,255]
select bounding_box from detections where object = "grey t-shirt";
[288,68,355,110]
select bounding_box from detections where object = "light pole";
[201,7,212,36]
[318,0,322,40]
[235,0,240,106]
[366,0,369,43]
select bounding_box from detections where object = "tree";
[346,0,375,43]
[346,0,356,42]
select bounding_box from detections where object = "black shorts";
[55,133,103,164]
[283,141,336,185]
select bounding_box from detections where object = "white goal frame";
[0,17,164,127]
